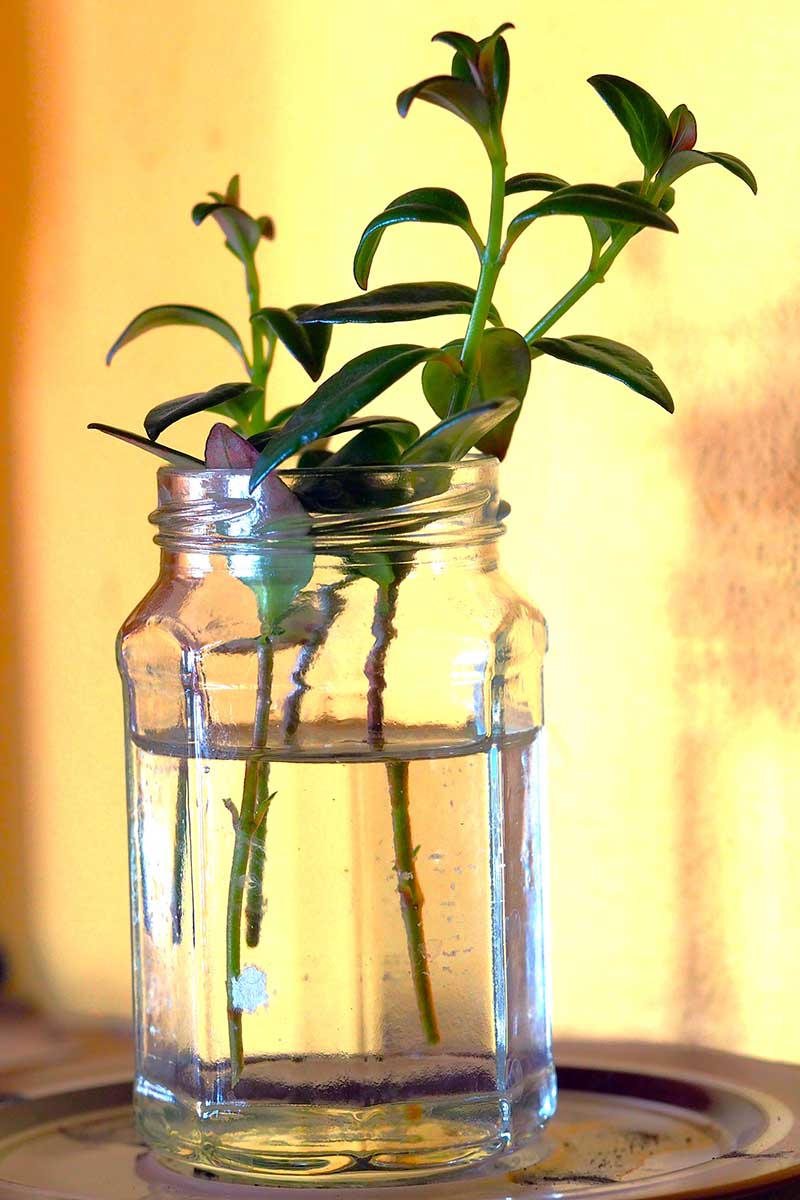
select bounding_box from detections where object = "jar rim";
[152,455,505,554]
[156,452,499,482]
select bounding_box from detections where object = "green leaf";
[422,327,530,458]
[144,381,256,441]
[656,148,757,194]
[668,104,697,152]
[297,282,502,327]
[106,304,249,371]
[504,182,678,255]
[250,345,442,486]
[324,426,411,467]
[289,305,332,377]
[477,23,514,116]
[531,334,674,413]
[401,398,520,464]
[588,74,673,175]
[224,175,241,205]
[252,306,330,380]
[397,75,492,151]
[505,172,569,196]
[432,29,480,62]
[353,188,480,289]
[192,201,262,263]
[87,423,202,466]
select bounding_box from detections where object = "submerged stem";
[281,583,346,744]
[364,569,441,1044]
[226,636,273,1086]
[171,761,188,944]
[388,761,440,1045]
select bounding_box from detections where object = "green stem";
[388,761,440,1045]
[524,226,638,346]
[451,142,508,414]
[245,255,265,388]
[226,636,273,1087]
[364,570,441,1045]
[171,760,188,944]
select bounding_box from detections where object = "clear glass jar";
[118,456,554,1185]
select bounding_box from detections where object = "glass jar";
[118,456,554,1185]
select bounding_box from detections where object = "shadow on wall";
[672,297,800,1050]
[0,3,33,997]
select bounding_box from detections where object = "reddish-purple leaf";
[204,423,259,468]
[669,104,698,152]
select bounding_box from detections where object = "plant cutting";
[95,21,755,1186]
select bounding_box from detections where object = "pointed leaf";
[191,202,261,262]
[657,148,757,193]
[401,398,520,464]
[531,334,674,412]
[224,175,241,206]
[252,306,329,380]
[87,423,202,466]
[505,172,569,196]
[477,23,514,115]
[354,188,479,289]
[432,30,479,60]
[397,75,492,150]
[668,104,697,152]
[144,381,256,441]
[505,183,678,254]
[204,422,259,468]
[106,304,249,371]
[588,74,673,175]
[250,346,442,486]
[288,305,332,377]
[297,282,502,326]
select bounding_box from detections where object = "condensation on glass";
[118,457,555,1185]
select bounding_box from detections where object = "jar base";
[138,1065,556,1187]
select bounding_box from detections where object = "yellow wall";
[3,0,799,1060]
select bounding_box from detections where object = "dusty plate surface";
[0,1041,798,1198]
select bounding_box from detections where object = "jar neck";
[158,539,501,582]
[151,457,507,576]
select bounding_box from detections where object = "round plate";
[0,1041,799,1198]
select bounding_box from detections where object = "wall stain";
[671,297,800,1046]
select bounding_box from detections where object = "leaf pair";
[397,24,513,154]
[192,175,274,265]
[589,75,756,194]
